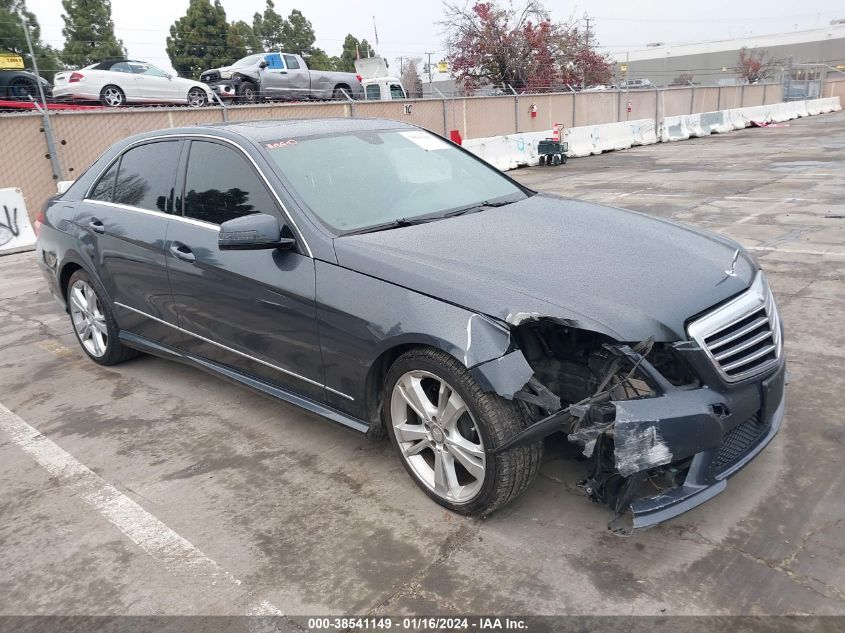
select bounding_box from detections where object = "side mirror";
[218,213,295,251]
[258,60,268,69]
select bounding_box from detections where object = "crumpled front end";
[472,272,786,533]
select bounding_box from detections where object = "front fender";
[315,260,524,416]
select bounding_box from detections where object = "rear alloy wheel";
[332,87,350,101]
[187,87,207,108]
[8,77,38,101]
[67,270,139,365]
[100,85,125,107]
[385,348,543,515]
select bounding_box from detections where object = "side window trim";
[84,133,313,258]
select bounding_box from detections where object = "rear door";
[165,139,325,400]
[282,55,310,98]
[75,139,183,347]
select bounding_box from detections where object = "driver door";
[165,139,325,400]
[259,53,289,99]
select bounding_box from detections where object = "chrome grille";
[688,273,782,382]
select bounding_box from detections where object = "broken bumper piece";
[498,344,787,533]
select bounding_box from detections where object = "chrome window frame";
[83,133,313,257]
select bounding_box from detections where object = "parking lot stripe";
[0,402,283,614]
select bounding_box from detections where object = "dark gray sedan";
[36,118,786,532]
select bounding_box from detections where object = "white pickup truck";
[200,52,364,102]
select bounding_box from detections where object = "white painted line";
[724,196,823,203]
[749,246,845,257]
[0,402,283,615]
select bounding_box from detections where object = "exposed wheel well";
[59,262,83,304]
[363,343,431,438]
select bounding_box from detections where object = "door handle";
[280,71,288,75]
[169,242,196,263]
[88,218,105,234]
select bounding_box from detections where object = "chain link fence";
[0,80,806,221]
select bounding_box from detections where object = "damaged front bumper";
[485,342,787,534]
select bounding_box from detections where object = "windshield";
[264,129,526,233]
[232,54,265,68]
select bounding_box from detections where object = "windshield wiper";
[343,216,442,236]
[443,198,518,218]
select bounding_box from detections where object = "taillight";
[355,74,362,83]
[69,72,84,83]
[34,210,45,237]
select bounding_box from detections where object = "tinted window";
[283,55,300,70]
[109,62,131,73]
[389,84,405,99]
[365,84,380,100]
[183,141,277,225]
[89,160,118,201]
[113,141,180,212]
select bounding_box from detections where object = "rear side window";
[89,160,118,201]
[182,141,277,225]
[366,84,380,100]
[283,55,300,70]
[112,141,180,212]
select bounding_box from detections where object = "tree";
[441,1,611,93]
[0,0,61,80]
[60,0,125,67]
[227,20,260,58]
[282,9,315,54]
[252,0,284,51]
[334,34,375,72]
[400,57,423,97]
[735,47,776,84]
[167,0,231,78]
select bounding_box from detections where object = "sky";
[23,0,845,74]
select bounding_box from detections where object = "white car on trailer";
[355,57,408,101]
[53,59,212,107]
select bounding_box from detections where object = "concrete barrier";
[660,97,841,142]
[464,119,657,170]
[0,188,36,255]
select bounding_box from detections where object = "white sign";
[399,130,449,151]
[0,188,37,255]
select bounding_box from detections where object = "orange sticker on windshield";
[265,140,298,149]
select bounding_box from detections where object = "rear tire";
[66,269,139,366]
[187,87,207,107]
[384,347,543,516]
[332,87,350,100]
[8,76,38,101]
[100,85,125,107]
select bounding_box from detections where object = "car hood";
[332,194,756,342]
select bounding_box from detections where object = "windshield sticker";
[264,139,299,149]
[399,131,449,151]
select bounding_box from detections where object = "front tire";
[384,347,542,516]
[67,270,139,366]
[237,81,258,104]
[100,85,125,107]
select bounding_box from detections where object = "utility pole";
[398,56,406,75]
[372,16,379,47]
[426,51,434,86]
[20,13,62,182]
[582,16,590,89]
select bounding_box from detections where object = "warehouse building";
[613,21,845,88]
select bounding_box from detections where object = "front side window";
[265,53,284,70]
[183,141,277,225]
[365,84,381,100]
[264,129,525,233]
[389,84,405,99]
[283,55,300,70]
[112,141,180,212]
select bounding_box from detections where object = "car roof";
[130,118,418,144]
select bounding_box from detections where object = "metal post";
[571,91,576,127]
[762,82,767,104]
[689,85,695,115]
[21,15,62,182]
[717,86,721,110]
[740,83,746,107]
[514,92,520,133]
[442,98,448,137]
[211,90,229,122]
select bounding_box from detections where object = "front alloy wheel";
[391,370,486,503]
[384,347,543,516]
[101,85,125,107]
[187,87,207,107]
